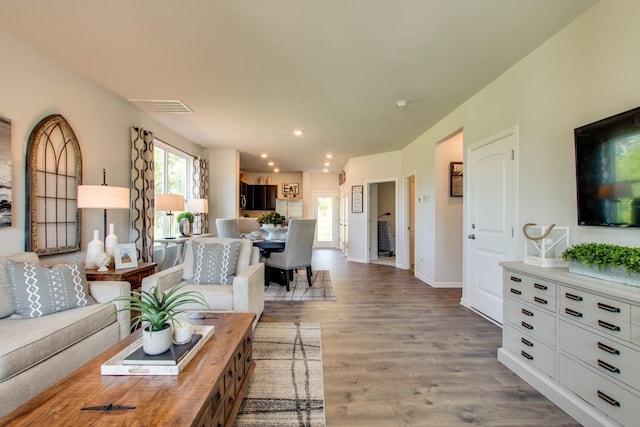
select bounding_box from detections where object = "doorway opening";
[368,181,397,267]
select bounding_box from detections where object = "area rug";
[235,322,326,427]
[264,270,336,301]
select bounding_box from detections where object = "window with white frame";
[154,140,193,238]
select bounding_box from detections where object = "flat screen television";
[574,106,640,227]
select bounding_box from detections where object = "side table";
[85,262,157,291]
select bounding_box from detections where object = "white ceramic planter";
[142,325,173,355]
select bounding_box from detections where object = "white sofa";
[0,252,131,418]
[142,237,264,330]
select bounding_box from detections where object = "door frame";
[365,179,399,264]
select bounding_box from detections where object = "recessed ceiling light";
[323,169,328,173]
[261,153,268,158]
[268,161,274,166]
[326,154,333,159]
[293,129,304,136]
[324,162,330,166]
[396,100,408,108]
[274,168,280,172]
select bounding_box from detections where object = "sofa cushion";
[187,240,240,285]
[170,282,234,310]
[8,262,95,319]
[0,253,39,319]
[183,237,252,280]
[0,303,116,382]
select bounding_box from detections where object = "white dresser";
[499,262,640,427]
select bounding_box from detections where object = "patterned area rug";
[235,322,326,427]
[264,270,336,301]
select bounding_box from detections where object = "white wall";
[208,149,239,225]
[0,29,204,259]
[398,0,640,291]
[435,132,463,284]
[344,151,402,263]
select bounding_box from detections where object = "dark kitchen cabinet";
[245,184,277,210]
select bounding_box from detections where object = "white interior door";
[466,127,517,324]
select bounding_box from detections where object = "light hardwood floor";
[261,249,580,427]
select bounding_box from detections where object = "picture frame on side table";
[114,243,138,269]
[352,185,363,213]
[450,162,463,197]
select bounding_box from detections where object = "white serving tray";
[101,325,215,376]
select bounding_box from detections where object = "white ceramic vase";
[105,223,118,264]
[85,230,104,269]
[142,325,173,355]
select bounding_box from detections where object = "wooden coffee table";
[1,312,255,427]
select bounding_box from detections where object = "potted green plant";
[115,285,208,355]
[256,211,285,226]
[561,243,640,287]
[177,211,195,237]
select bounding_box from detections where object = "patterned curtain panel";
[192,157,209,233]
[130,127,155,262]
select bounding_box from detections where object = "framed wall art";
[352,185,363,213]
[0,116,11,228]
[282,183,299,196]
[450,162,463,197]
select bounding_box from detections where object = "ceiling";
[0,0,596,173]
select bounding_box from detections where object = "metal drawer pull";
[598,320,621,332]
[510,276,522,283]
[534,297,547,305]
[521,338,533,347]
[565,293,583,301]
[564,308,583,318]
[520,351,533,360]
[597,359,621,374]
[597,342,620,355]
[521,308,534,317]
[597,390,621,407]
[533,283,547,291]
[597,302,621,313]
[521,321,533,330]
[510,288,522,295]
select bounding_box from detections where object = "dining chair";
[264,219,316,291]
[215,218,241,238]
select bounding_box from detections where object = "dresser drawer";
[560,287,631,341]
[560,320,640,392]
[505,297,556,345]
[504,324,555,378]
[504,271,556,312]
[559,354,640,427]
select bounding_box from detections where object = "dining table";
[252,239,286,258]
[252,239,287,286]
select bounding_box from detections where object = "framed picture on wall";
[450,162,463,197]
[352,185,363,213]
[283,183,299,196]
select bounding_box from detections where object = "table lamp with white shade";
[77,169,130,269]
[187,198,208,235]
[156,194,184,239]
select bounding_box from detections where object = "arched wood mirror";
[26,114,82,255]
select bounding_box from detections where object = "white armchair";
[142,237,264,329]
